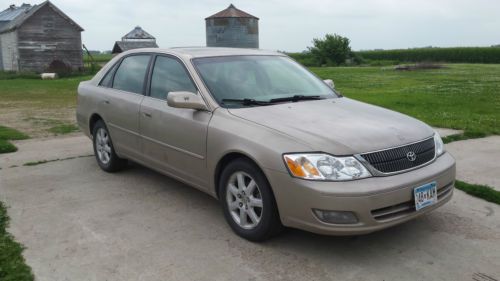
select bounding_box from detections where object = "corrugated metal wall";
[206,18,259,48]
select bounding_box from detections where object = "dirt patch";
[0,107,76,138]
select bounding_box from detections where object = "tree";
[308,34,352,66]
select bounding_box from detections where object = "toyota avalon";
[76,47,455,241]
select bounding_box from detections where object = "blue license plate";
[414,182,437,211]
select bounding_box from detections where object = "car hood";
[228,98,434,155]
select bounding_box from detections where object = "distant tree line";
[288,34,500,66]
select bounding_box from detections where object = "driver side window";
[150,56,197,100]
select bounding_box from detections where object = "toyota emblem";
[406,151,417,162]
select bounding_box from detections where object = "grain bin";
[205,4,259,48]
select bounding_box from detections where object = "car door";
[98,54,151,160]
[140,54,212,189]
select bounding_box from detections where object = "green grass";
[455,180,500,205]
[48,124,79,135]
[0,76,90,110]
[84,53,113,63]
[0,140,17,154]
[442,131,487,144]
[310,64,500,136]
[0,126,29,140]
[23,155,93,166]
[0,201,34,281]
[23,160,50,166]
[1,64,498,140]
[0,71,40,80]
[0,126,29,154]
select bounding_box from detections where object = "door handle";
[143,112,152,118]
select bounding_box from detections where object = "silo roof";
[122,26,156,40]
[205,4,258,20]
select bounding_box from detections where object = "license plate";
[414,181,437,211]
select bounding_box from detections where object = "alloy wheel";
[95,128,111,165]
[226,171,264,229]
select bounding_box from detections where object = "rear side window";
[112,55,151,94]
[150,56,197,100]
[99,62,119,87]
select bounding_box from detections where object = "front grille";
[360,137,435,174]
[371,182,454,221]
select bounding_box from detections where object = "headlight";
[434,132,445,157]
[283,154,372,181]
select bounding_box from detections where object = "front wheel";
[92,120,127,172]
[220,159,283,241]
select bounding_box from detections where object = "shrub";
[308,34,352,66]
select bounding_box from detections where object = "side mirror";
[324,79,335,89]
[167,91,208,111]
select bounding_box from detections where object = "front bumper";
[265,152,456,235]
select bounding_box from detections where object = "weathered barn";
[112,26,158,54]
[0,1,83,72]
[205,4,259,48]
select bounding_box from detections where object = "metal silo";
[205,4,259,48]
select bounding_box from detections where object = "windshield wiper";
[221,98,275,106]
[269,95,324,103]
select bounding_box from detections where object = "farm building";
[0,1,84,73]
[112,26,158,54]
[205,4,259,48]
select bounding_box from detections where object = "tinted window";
[112,55,151,94]
[150,56,197,100]
[99,62,119,87]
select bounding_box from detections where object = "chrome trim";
[358,136,433,155]
[354,136,437,177]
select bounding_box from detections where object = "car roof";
[123,47,284,59]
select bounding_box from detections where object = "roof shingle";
[0,1,83,34]
[122,26,155,40]
[112,41,159,54]
[205,4,258,20]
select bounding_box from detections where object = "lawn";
[0,126,29,154]
[0,75,91,138]
[0,201,34,281]
[311,64,500,136]
[0,76,90,109]
[0,64,499,138]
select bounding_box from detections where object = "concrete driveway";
[1,135,499,281]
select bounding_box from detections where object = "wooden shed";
[112,26,158,54]
[0,1,84,73]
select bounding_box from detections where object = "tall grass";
[357,47,500,64]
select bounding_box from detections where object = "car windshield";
[192,55,338,108]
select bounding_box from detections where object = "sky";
[4,0,500,52]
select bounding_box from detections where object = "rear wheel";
[92,120,127,172]
[220,158,283,241]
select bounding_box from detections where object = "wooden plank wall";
[17,4,82,73]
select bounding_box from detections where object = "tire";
[219,158,283,241]
[92,120,127,172]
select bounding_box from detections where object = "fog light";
[313,209,358,224]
